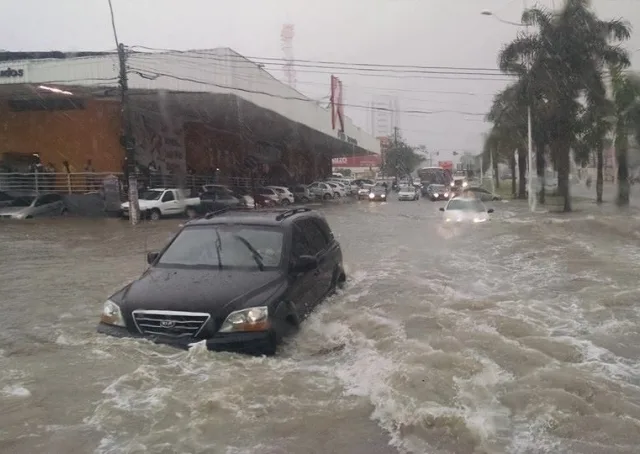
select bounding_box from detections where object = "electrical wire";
[127,66,488,117]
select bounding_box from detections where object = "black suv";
[97,207,345,356]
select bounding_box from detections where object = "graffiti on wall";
[131,110,186,176]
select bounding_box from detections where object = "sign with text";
[332,154,381,168]
[438,160,453,171]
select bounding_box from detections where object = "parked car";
[267,186,295,206]
[439,196,494,223]
[121,188,201,221]
[290,185,311,203]
[97,207,346,356]
[254,187,280,207]
[397,185,420,201]
[0,191,14,208]
[325,182,347,198]
[0,193,67,219]
[308,182,334,200]
[199,190,243,213]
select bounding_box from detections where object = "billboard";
[332,155,382,168]
[438,160,453,171]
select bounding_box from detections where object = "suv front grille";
[132,310,211,338]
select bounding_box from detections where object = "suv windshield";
[447,199,485,212]
[158,225,284,269]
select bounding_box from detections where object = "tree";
[610,68,640,206]
[380,129,425,177]
[498,0,631,211]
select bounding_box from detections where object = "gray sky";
[1,0,638,161]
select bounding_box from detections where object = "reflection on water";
[1,201,640,453]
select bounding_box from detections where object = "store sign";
[332,154,381,168]
[0,67,24,78]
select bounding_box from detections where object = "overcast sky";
[1,0,638,161]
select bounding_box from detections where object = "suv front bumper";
[97,322,277,355]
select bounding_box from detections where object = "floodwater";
[1,196,640,454]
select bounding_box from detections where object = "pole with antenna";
[108,0,140,225]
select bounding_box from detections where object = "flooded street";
[2,198,640,454]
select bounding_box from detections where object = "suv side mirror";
[147,251,159,265]
[292,255,318,273]
[487,208,494,214]
[439,207,445,212]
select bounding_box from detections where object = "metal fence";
[0,172,267,195]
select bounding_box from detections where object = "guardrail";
[0,172,270,195]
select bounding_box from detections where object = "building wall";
[0,98,122,172]
[0,50,380,154]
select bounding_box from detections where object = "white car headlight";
[101,299,125,327]
[219,306,269,333]
[450,182,455,187]
[381,194,386,198]
[444,192,450,198]
[462,181,468,188]
[434,193,439,197]
[369,193,375,199]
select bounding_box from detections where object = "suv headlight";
[101,299,125,327]
[219,306,270,333]
[462,181,468,188]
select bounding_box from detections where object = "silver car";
[0,193,67,219]
[398,185,419,201]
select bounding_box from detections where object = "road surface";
[1,197,640,453]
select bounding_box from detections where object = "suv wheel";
[334,192,341,198]
[281,198,291,206]
[323,193,332,200]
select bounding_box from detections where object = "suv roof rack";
[275,207,311,221]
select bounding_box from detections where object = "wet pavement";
[1,196,640,453]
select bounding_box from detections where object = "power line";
[127,66,488,117]
[129,45,505,72]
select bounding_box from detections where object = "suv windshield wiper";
[233,235,264,271]
[214,227,223,269]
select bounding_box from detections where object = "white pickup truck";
[121,188,201,221]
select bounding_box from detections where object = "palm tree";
[610,68,640,206]
[498,0,631,211]
[486,83,528,198]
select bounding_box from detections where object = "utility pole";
[117,43,140,225]
[393,127,399,177]
[108,0,139,225]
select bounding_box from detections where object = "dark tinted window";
[162,191,175,202]
[300,219,328,254]
[291,223,314,258]
[0,192,12,201]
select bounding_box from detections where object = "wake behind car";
[439,196,494,223]
[97,207,346,356]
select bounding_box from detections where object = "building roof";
[0,48,380,154]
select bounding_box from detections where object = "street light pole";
[482,3,535,212]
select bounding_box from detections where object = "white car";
[439,197,494,223]
[308,182,334,200]
[398,185,419,201]
[121,188,201,221]
[325,182,347,198]
[266,186,295,205]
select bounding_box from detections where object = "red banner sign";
[438,160,453,171]
[332,155,382,167]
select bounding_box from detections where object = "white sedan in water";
[439,197,494,223]
[397,185,419,201]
